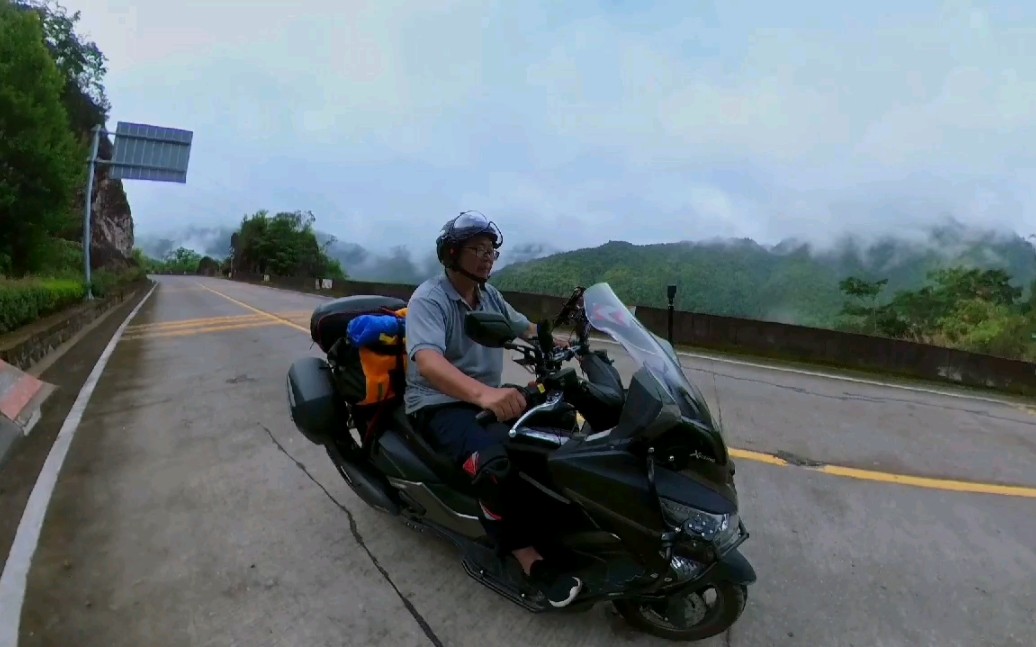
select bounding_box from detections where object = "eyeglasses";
[465,246,500,260]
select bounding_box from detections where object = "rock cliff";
[74,133,135,270]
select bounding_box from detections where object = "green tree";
[13,0,110,134]
[836,276,889,333]
[163,247,203,273]
[197,255,220,276]
[229,209,346,280]
[844,264,1036,359]
[0,1,82,276]
[927,267,1019,307]
[131,246,209,274]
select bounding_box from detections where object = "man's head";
[436,211,503,285]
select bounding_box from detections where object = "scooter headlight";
[659,497,740,551]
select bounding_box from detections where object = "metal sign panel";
[109,121,194,183]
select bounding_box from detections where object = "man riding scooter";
[403,211,584,607]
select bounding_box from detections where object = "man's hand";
[476,386,527,422]
[553,335,571,349]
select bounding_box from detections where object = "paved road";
[3,275,1035,646]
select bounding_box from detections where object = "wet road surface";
[4,275,1035,646]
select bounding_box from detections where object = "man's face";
[458,234,498,281]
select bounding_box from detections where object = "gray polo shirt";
[404,273,532,414]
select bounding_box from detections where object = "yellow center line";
[193,281,1036,500]
[194,282,309,333]
[127,313,271,332]
[122,319,287,340]
[729,447,790,467]
[812,464,1036,498]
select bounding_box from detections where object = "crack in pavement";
[259,424,444,647]
[773,450,826,468]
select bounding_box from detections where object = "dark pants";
[418,403,554,554]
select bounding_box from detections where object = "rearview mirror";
[464,311,525,348]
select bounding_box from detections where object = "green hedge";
[0,266,149,335]
[0,277,86,334]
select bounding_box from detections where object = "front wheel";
[613,581,747,642]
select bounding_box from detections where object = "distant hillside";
[136,218,1036,329]
[137,226,559,284]
[490,219,1036,328]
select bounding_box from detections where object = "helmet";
[435,211,503,269]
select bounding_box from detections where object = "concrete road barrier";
[0,359,55,465]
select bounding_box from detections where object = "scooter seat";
[385,405,483,496]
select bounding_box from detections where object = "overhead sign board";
[108,121,194,183]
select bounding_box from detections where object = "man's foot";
[527,559,584,608]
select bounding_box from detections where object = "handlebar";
[548,343,582,364]
[475,331,586,425]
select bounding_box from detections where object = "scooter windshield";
[582,282,719,439]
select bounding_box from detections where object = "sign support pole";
[83,125,102,300]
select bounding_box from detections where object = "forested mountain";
[490,220,1036,329]
[141,218,1036,331]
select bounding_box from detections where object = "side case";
[286,356,342,445]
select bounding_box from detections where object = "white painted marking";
[0,282,157,647]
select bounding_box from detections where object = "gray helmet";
[435,211,503,269]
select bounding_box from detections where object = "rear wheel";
[613,581,747,642]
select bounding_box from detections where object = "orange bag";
[349,307,408,407]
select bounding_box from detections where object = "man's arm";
[407,295,493,406]
[495,291,542,341]
[522,321,539,340]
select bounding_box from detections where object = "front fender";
[700,547,756,586]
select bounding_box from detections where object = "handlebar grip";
[475,409,495,425]
[475,384,543,425]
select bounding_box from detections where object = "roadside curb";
[0,418,20,471]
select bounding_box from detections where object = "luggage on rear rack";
[309,294,410,450]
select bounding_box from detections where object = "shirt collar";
[438,272,482,310]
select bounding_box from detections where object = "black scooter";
[285,282,756,642]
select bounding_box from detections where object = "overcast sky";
[66,0,1036,255]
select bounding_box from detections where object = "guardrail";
[227,272,1036,397]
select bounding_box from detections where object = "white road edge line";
[0,282,158,647]
[216,278,1030,408]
